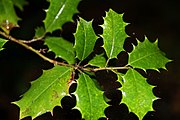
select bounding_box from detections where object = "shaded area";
[0,0,180,120]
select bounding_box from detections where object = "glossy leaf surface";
[102,9,127,60]
[45,37,75,64]
[75,73,107,119]
[119,69,156,120]
[14,66,72,119]
[129,38,171,70]
[74,18,97,61]
[44,0,79,32]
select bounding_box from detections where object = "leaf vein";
[83,74,92,119]
[31,68,71,105]
[130,51,159,65]
[81,23,87,60]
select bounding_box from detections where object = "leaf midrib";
[81,23,87,60]
[83,74,92,119]
[30,68,71,107]
[46,0,67,30]
[129,51,159,65]
[109,13,115,59]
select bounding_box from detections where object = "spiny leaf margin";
[128,37,171,70]
[101,9,128,60]
[74,18,97,61]
[0,0,20,26]
[44,0,80,32]
[118,68,157,120]
[74,73,108,120]
[13,66,72,119]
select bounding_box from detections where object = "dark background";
[0,0,180,120]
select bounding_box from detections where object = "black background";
[0,0,180,120]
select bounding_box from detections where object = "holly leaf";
[13,66,72,119]
[0,38,8,50]
[102,9,128,60]
[12,0,28,11]
[44,0,79,32]
[88,54,106,68]
[74,18,97,61]
[129,38,171,70]
[0,0,20,26]
[118,68,157,120]
[45,37,75,64]
[34,27,45,38]
[75,73,108,119]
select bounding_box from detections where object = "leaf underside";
[75,73,108,120]
[74,18,97,61]
[102,9,128,60]
[14,66,72,119]
[118,69,156,120]
[44,0,80,32]
[45,37,75,64]
[0,38,8,50]
[129,38,171,70]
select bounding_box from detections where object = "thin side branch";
[82,66,130,72]
[0,31,129,72]
[19,37,44,43]
[0,31,73,68]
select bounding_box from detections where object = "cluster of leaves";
[0,0,171,120]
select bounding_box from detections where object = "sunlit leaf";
[44,0,80,32]
[102,9,128,60]
[129,38,171,70]
[45,37,75,64]
[75,73,108,119]
[118,68,157,120]
[14,66,72,119]
[74,18,97,61]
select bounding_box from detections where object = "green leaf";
[0,38,8,50]
[34,27,45,38]
[45,37,75,64]
[129,38,171,70]
[0,0,20,26]
[74,18,97,61]
[44,0,79,32]
[102,9,128,60]
[12,0,27,11]
[13,66,72,119]
[75,73,108,119]
[118,68,156,120]
[88,54,106,68]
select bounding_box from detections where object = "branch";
[82,66,130,72]
[19,37,44,43]
[0,31,73,68]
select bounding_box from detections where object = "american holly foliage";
[0,0,171,120]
